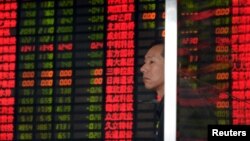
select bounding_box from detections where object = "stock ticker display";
[178,0,250,140]
[0,0,165,140]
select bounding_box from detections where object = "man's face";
[140,44,164,91]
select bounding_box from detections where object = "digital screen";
[0,0,165,140]
[178,0,250,140]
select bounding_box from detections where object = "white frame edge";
[165,0,177,141]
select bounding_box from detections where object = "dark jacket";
[156,97,164,141]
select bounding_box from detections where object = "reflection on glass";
[178,0,250,140]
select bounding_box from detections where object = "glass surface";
[177,0,250,140]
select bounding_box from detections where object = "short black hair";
[149,40,165,58]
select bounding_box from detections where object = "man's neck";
[157,95,163,102]
[156,86,164,102]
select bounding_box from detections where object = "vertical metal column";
[165,0,177,140]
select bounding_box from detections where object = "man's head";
[140,43,164,95]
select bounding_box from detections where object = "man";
[140,42,164,141]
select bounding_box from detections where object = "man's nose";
[140,64,146,73]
